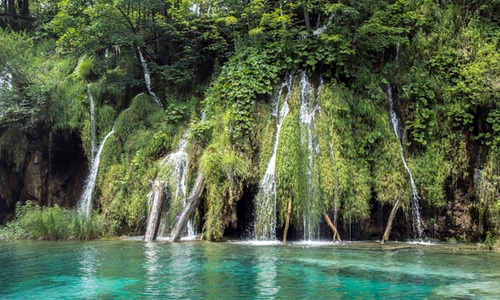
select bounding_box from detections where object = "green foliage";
[486,109,500,150]
[412,142,452,208]
[1,0,499,243]
[1,201,103,240]
[200,132,250,241]
[373,137,410,206]
[317,84,373,222]
[98,150,155,235]
[0,29,47,128]
[114,94,163,150]
[276,111,304,226]
[75,56,97,81]
[206,47,284,147]
[49,78,86,132]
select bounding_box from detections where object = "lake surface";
[0,240,499,299]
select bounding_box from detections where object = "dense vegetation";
[0,0,499,245]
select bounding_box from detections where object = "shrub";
[1,201,103,240]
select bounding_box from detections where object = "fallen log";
[170,172,205,242]
[144,180,167,242]
[323,212,342,244]
[381,197,401,245]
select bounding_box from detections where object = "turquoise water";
[1,240,499,299]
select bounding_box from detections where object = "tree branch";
[0,12,35,21]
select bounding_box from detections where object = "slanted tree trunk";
[170,172,204,242]
[323,212,342,244]
[381,198,401,245]
[282,199,292,244]
[143,180,167,242]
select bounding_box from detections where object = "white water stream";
[254,74,293,240]
[78,129,114,217]
[387,84,424,239]
[137,49,163,108]
[88,85,96,160]
[298,71,322,241]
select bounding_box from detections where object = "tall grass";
[0,201,103,240]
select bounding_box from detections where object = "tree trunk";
[323,212,342,244]
[7,0,16,15]
[143,180,167,242]
[303,1,311,32]
[381,198,401,245]
[170,172,204,242]
[282,199,292,244]
[18,0,28,17]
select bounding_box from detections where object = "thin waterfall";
[78,128,114,217]
[0,72,12,91]
[313,14,334,36]
[254,74,293,240]
[137,48,163,108]
[153,129,197,239]
[163,130,194,237]
[298,71,321,241]
[88,85,96,160]
[387,84,424,239]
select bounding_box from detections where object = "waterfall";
[313,14,334,36]
[254,74,293,240]
[153,129,198,239]
[387,84,424,239]
[161,131,189,203]
[137,48,163,108]
[88,85,96,160]
[298,71,322,241]
[78,129,114,217]
[0,72,12,91]
[164,130,196,237]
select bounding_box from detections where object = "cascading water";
[254,75,293,240]
[162,130,196,237]
[298,71,322,241]
[78,128,114,217]
[137,48,163,108]
[88,85,96,160]
[0,72,12,91]
[387,83,424,239]
[151,129,199,240]
[313,14,334,36]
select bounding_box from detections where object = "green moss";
[276,110,304,226]
[316,84,373,222]
[75,56,97,81]
[200,131,250,241]
[411,142,452,208]
[50,78,86,132]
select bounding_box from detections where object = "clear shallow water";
[1,240,499,299]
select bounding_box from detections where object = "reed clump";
[0,201,103,240]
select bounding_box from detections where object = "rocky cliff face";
[0,130,87,224]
